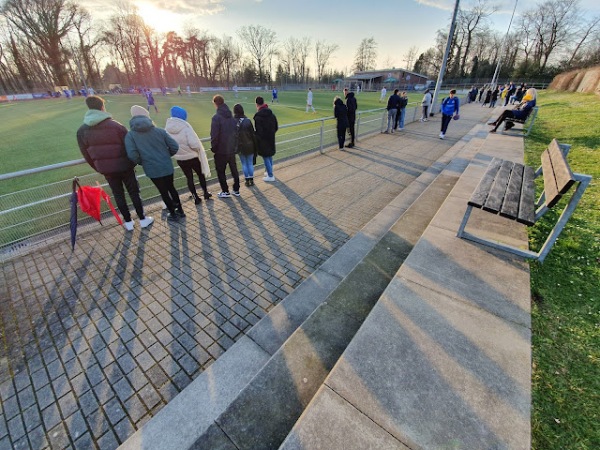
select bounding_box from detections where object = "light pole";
[431,0,460,116]
[490,0,519,89]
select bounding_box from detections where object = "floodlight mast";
[431,0,460,116]
[491,0,519,89]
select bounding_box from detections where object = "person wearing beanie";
[165,106,212,204]
[76,95,153,231]
[210,95,240,198]
[125,105,184,221]
[253,96,278,182]
[232,104,258,186]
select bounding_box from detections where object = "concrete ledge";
[118,336,269,450]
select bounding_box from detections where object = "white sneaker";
[439,133,445,139]
[140,217,154,228]
[218,191,232,198]
[124,221,134,231]
[263,175,275,182]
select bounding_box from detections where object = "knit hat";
[131,105,149,117]
[170,106,187,120]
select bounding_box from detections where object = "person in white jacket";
[420,89,432,121]
[165,106,212,204]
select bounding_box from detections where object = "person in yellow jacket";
[165,106,212,204]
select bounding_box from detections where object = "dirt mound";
[549,66,600,95]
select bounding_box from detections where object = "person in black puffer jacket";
[233,104,258,187]
[76,95,153,231]
[210,95,240,197]
[254,96,278,182]
[344,89,357,148]
[334,96,349,150]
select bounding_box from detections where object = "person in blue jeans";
[395,91,408,131]
[385,89,401,133]
[253,96,278,182]
[439,89,460,140]
[233,104,258,186]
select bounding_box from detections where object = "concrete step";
[279,128,531,449]
[118,130,486,450]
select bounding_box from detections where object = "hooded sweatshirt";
[76,110,133,175]
[165,116,211,177]
[125,115,179,178]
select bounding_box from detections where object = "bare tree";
[314,40,338,82]
[567,15,600,67]
[403,46,419,71]
[1,0,81,85]
[237,25,277,84]
[353,37,377,72]
[455,0,496,76]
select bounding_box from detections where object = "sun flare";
[136,2,181,33]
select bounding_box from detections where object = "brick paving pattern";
[0,115,481,449]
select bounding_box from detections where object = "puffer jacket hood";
[129,115,154,133]
[165,117,187,135]
[83,109,112,127]
[216,103,233,120]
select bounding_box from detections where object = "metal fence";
[0,97,461,260]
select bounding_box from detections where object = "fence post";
[380,110,387,132]
[319,119,325,154]
[356,111,361,139]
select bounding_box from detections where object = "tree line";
[412,0,600,83]
[0,0,599,94]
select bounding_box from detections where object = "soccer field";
[0,89,423,194]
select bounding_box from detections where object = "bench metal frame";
[457,143,592,263]
[502,106,538,137]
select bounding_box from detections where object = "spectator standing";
[420,89,432,121]
[76,95,153,231]
[396,91,408,131]
[490,87,499,108]
[125,105,183,221]
[333,96,349,150]
[385,89,401,133]
[344,88,357,148]
[210,95,240,198]
[439,89,460,140]
[254,96,279,182]
[306,88,316,113]
[233,103,258,186]
[165,106,212,205]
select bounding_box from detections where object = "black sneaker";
[204,192,213,200]
[176,208,186,218]
[166,213,179,222]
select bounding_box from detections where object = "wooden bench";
[503,106,538,136]
[457,139,591,262]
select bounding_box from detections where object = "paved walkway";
[0,104,496,449]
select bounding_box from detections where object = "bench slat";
[499,163,524,220]
[468,158,503,208]
[548,139,575,195]
[541,149,561,208]
[483,160,513,213]
[517,165,536,225]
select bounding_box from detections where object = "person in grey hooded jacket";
[125,105,183,221]
[76,95,153,231]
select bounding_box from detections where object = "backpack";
[234,118,245,154]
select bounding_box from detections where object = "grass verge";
[526,90,600,449]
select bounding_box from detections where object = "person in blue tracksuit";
[439,89,460,140]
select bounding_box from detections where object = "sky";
[80,0,600,74]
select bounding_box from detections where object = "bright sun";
[136,2,182,34]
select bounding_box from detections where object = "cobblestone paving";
[0,114,482,449]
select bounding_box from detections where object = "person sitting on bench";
[488,88,537,133]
